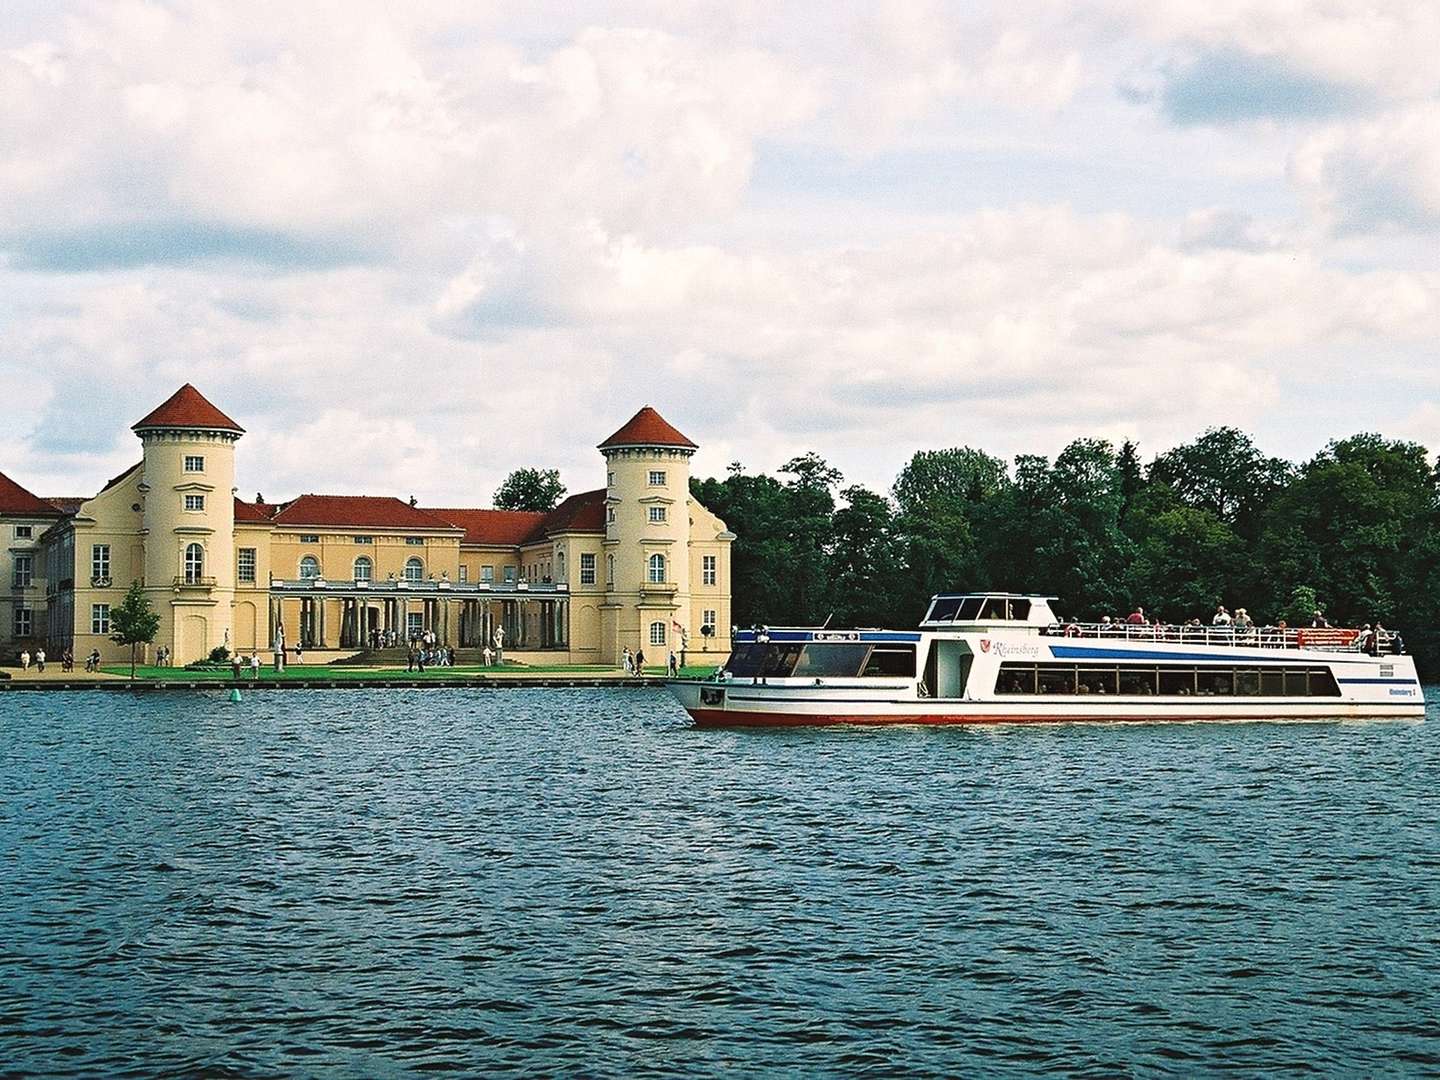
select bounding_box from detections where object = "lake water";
[2,688,1438,1078]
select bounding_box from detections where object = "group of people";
[368,628,403,650]
[1054,603,1404,655]
[619,648,682,676]
[229,653,265,680]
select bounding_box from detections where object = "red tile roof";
[425,508,549,546]
[101,462,142,493]
[0,472,63,516]
[598,406,697,450]
[536,489,607,537]
[43,497,87,516]
[234,498,277,524]
[268,494,459,531]
[132,384,244,434]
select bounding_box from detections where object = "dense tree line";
[692,428,1440,672]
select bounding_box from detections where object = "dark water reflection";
[2,689,1438,1077]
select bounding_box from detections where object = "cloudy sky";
[3,1,1438,505]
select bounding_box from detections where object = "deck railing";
[1043,622,1397,654]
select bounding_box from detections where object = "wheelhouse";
[724,630,919,680]
[921,592,1057,632]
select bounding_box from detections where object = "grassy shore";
[97,663,720,682]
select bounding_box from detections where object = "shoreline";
[0,674,665,692]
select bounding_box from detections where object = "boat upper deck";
[1039,622,1395,654]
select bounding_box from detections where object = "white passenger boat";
[667,593,1425,727]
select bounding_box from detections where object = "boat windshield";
[724,642,916,678]
[926,597,1032,622]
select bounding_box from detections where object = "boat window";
[1037,667,1076,694]
[927,597,962,622]
[1077,667,1118,695]
[1158,669,1196,695]
[994,662,1342,697]
[1197,670,1235,696]
[762,645,803,677]
[793,644,871,679]
[1118,669,1155,695]
[957,598,985,621]
[723,644,765,676]
[979,597,1008,621]
[1008,599,1031,620]
[862,645,916,677]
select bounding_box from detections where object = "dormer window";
[184,455,205,472]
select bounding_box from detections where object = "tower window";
[184,543,205,583]
[648,470,666,486]
[606,555,615,585]
[648,553,666,584]
[92,544,111,582]
[607,507,616,524]
[184,455,205,472]
[184,494,205,511]
[648,506,667,523]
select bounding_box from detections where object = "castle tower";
[132,385,244,664]
[598,407,698,664]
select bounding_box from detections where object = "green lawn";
[99,663,719,682]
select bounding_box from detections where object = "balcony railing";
[173,575,218,588]
[1041,622,1394,654]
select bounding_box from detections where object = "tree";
[828,486,901,626]
[110,581,160,680]
[1150,427,1292,532]
[494,468,566,512]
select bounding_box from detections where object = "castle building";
[2,386,733,666]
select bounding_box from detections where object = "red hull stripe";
[684,708,1408,728]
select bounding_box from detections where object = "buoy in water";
[229,688,242,703]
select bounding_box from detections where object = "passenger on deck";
[1233,608,1253,631]
[1212,605,1232,626]
[1126,606,1146,625]
[1312,610,1329,628]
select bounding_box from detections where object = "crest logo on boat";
[980,639,991,652]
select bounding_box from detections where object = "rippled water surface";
[3,689,1439,1078]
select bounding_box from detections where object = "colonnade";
[265,593,569,651]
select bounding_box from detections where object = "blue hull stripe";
[1336,678,1419,685]
[1047,645,1367,664]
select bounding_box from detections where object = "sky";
[3,1,1438,506]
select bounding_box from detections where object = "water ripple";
[2,688,1438,1077]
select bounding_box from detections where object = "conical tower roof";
[132,384,244,434]
[597,406,697,450]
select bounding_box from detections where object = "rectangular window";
[406,537,424,546]
[459,565,468,583]
[607,507,616,524]
[15,525,32,539]
[703,555,717,586]
[648,470,666,486]
[92,544,110,582]
[237,548,256,583]
[481,565,494,583]
[300,534,319,544]
[183,455,205,472]
[608,472,615,487]
[184,494,205,511]
[579,553,596,585]
[354,536,372,545]
[650,621,667,646]
[503,566,516,583]
[91,603,110,635]
[648,506,667,523]
[13,607,32,637]
[12,554,33,589]
[703,609,717,629]
[607,555,615,585]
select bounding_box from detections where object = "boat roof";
[930,592,1058,600]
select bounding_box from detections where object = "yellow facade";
[7,388,732,667]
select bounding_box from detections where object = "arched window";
[650,621,666,646]
[299,555,320,580]
[353,556,372,582]
[606,554,615,585]
[648,553,666,584]
[184,543,204,584]
[404,557,424,582]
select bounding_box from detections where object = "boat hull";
[668,681,1425,728]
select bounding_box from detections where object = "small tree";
[110,581,160,680]
[494,468,566,512]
